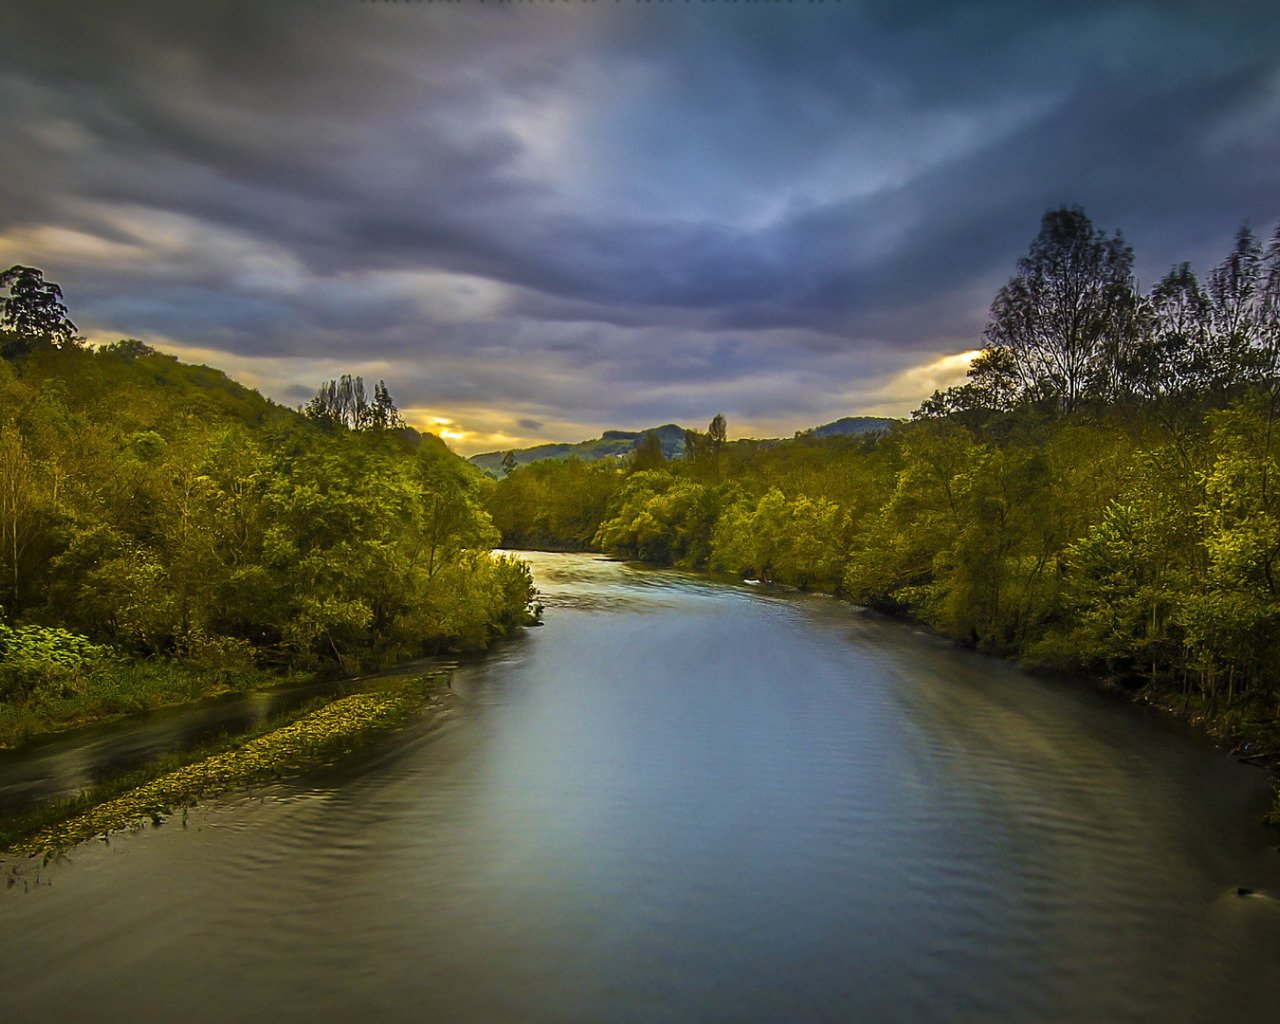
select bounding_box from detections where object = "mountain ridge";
[468,416,896,475]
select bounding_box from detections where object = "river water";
[2,552,1279,1023]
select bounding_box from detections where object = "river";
[2,552,1279,1023]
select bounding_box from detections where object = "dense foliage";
[488,209,1280,753]
[0,289,536,741]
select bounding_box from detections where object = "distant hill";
[809,416,897,438]
[470,424,687,475]
[471,417,900,475]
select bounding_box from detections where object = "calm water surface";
[3,552,1279,1023]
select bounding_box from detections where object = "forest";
[488,208,1280,760]
[0,267,536,745]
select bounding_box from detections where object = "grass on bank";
[0,622,307,750]
[0,656,304,751]
[1,673,447,859]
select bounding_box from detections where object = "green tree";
[411,444,499,579]
[843,423,977,612]
[0,424,42,612]
[593,473,718,566]
[1050,471,1190,686]
[1182,396,1280,703]
[705,413,727,481]
[630,430,668,472]
[371,380,405,430]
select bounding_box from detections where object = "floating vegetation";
[6,678,445,858]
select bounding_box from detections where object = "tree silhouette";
[0,265,78,353]
[305,374,403,430]
[984,207,1137,412]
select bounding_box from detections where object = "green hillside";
[0,282,536,746]
[471,423,687,475]
[808,416,897,438]
[471,417,898,476]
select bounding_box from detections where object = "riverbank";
[1,671,450,858]
[0,651,310,751]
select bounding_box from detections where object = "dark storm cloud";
[1,0,1278,449]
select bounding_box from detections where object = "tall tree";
[371,380,404,430]
[983,207,1138,412]
[630,430,668,472]
[0,424,40,612]
[1198,224,1280,397]
[707,413,727,450]
[304,374,402,430]
[1136,262,1209,400]
[706,413,727,481]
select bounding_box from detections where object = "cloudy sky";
[2,0,1278,453]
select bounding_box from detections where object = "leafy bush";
[0,623,117,703]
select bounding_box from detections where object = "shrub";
[0,623,117,703]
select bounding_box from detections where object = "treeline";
[488,208,1280,742]
[0,269,535,726]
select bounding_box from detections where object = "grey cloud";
[2,0,1278,441]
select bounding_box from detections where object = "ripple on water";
[3,552,1280,1024]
